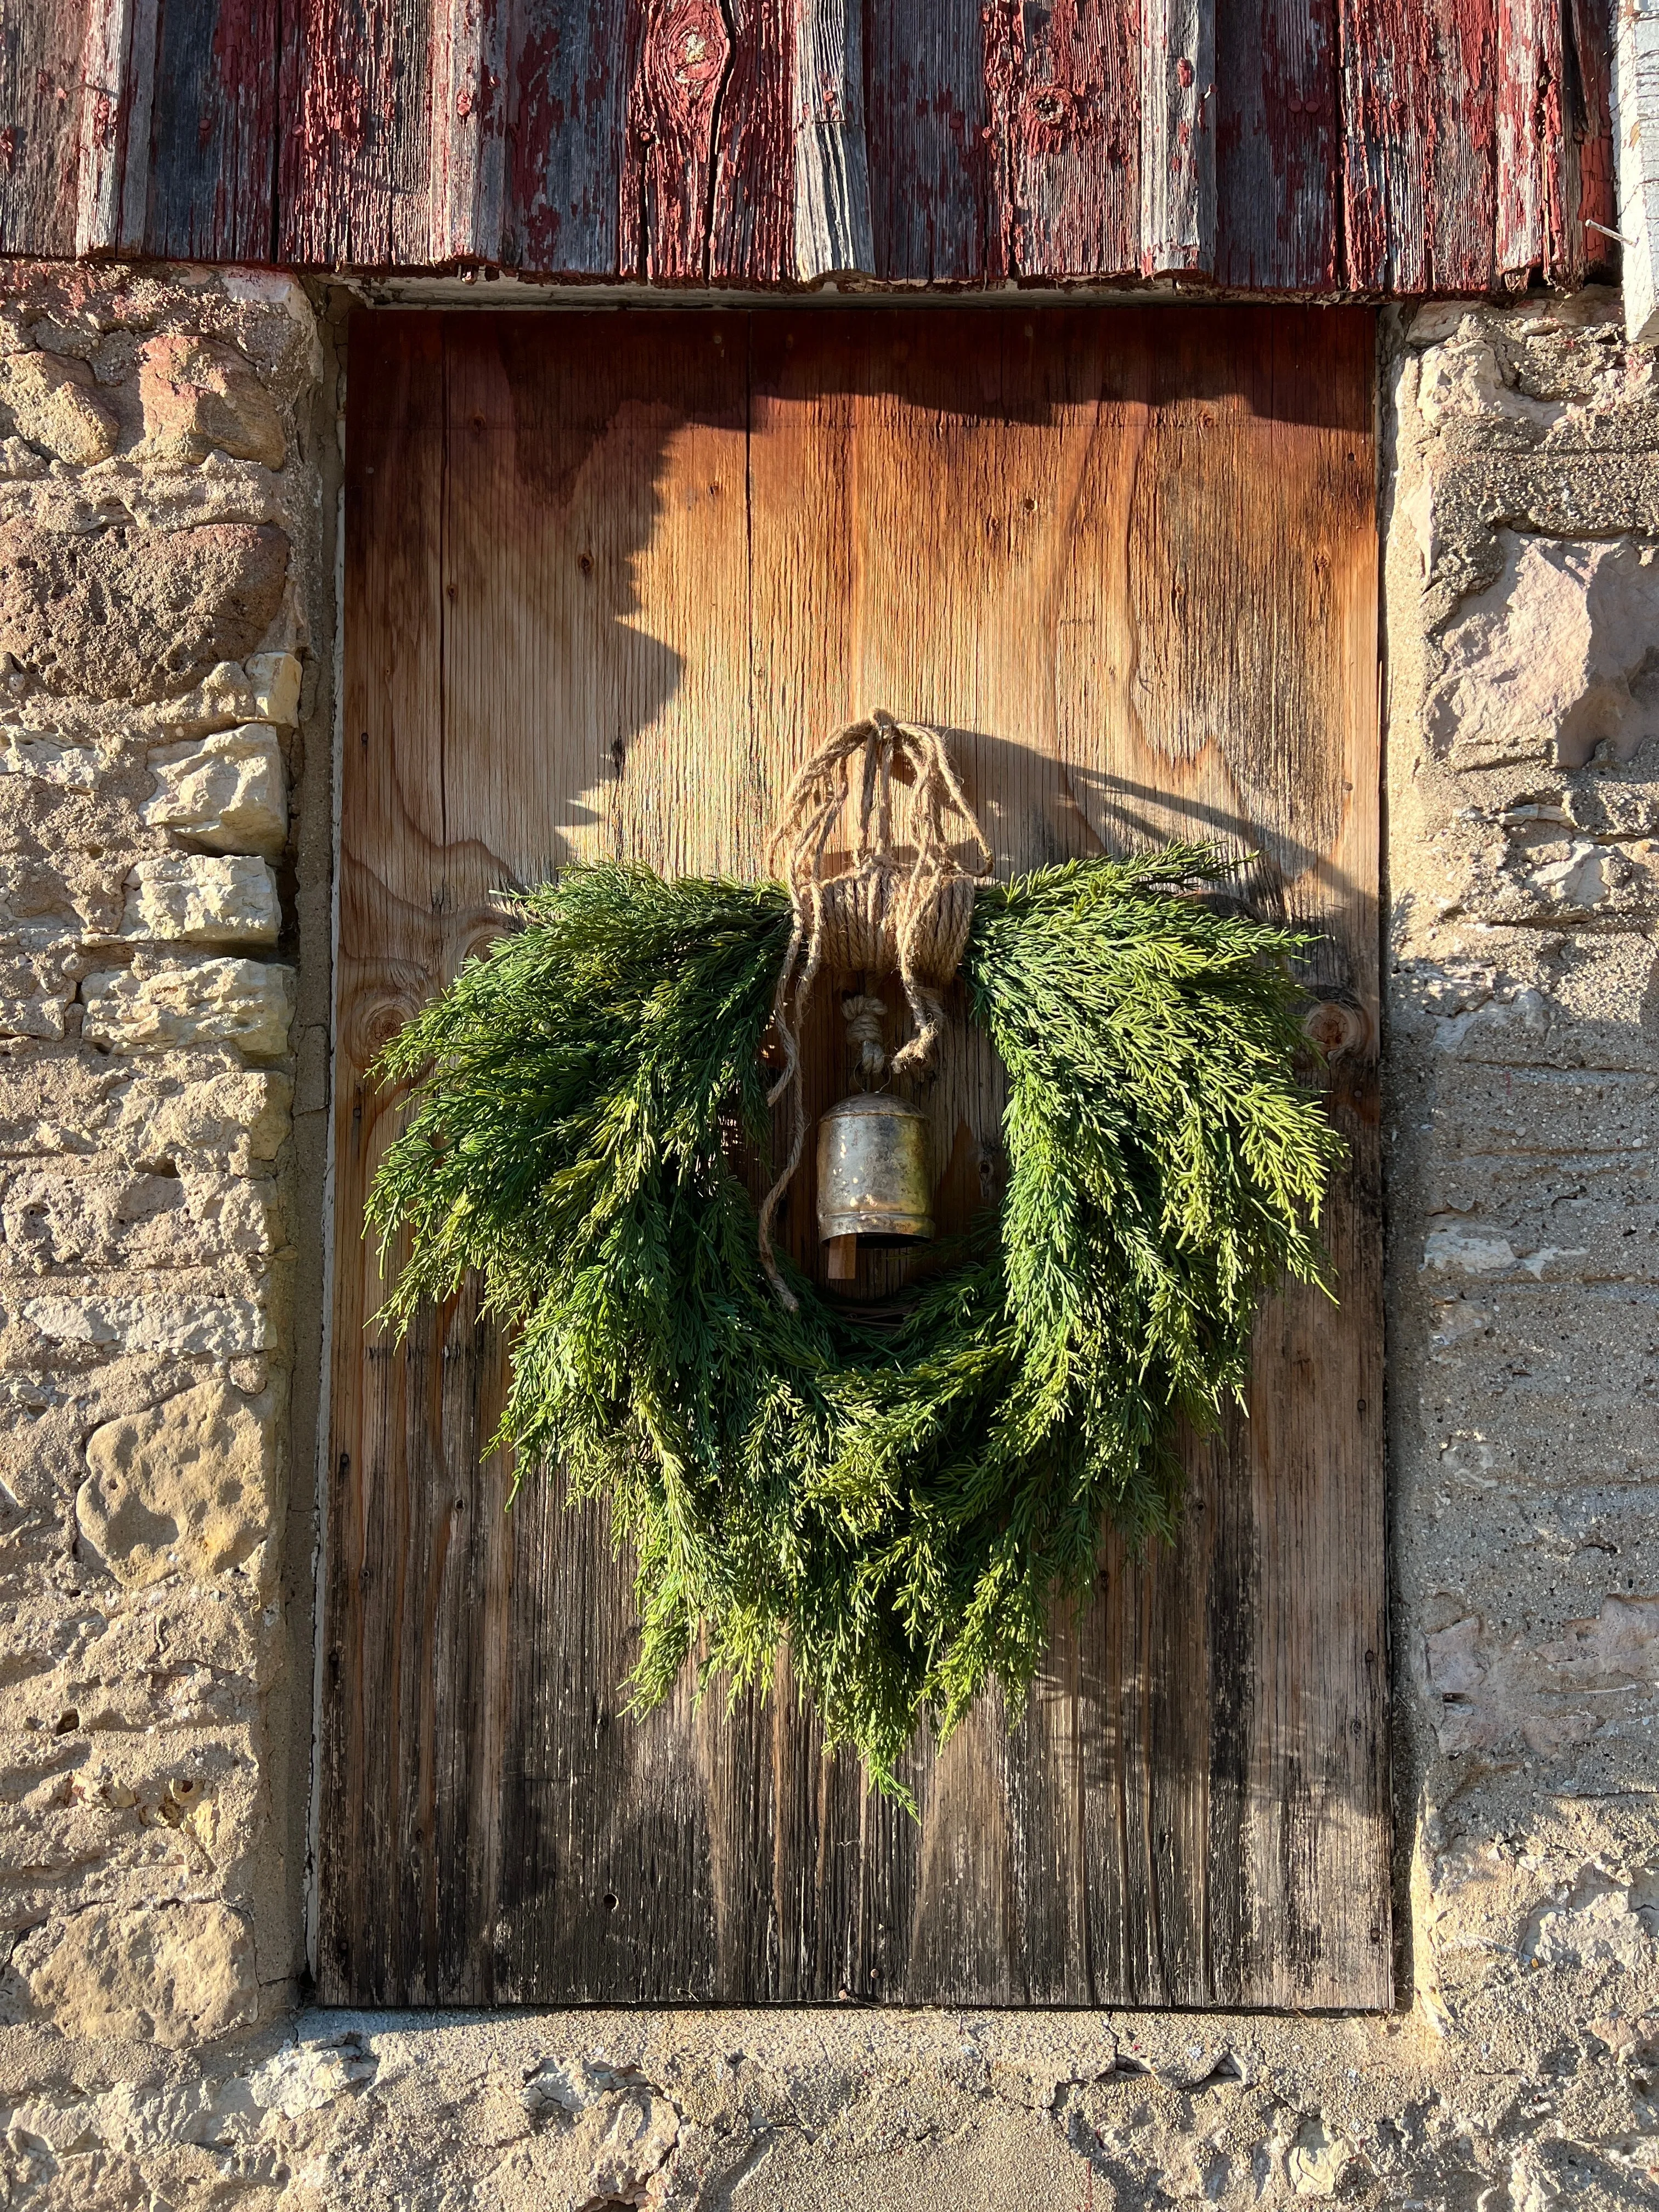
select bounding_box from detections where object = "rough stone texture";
[10,1903,258,2047]
[144,728,287,856]
[0,264,1657,2211]
[0,265,324,2151]
[118,855,281,947]
[77,1380,278,1590]
[82,958,296,1060]
[0,352,118,466]
[0,521,289,702]
[138,335,286,470]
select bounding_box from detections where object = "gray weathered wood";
[320,304,1389,2012]
[1618,0,1659,341]
[1141,0,1216,274]
[428,0,511,263]
[793,0,871,279]
[75,0,156,253]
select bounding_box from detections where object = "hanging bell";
[817,1092,934,1278]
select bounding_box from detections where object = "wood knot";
[1303,998,1371,1058]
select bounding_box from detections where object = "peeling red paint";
[0,0,1618,292]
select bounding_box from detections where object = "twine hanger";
[757,710,994,1309]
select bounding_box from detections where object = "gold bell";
[817,1092,934,1282]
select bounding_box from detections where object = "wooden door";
[319,305,1387,2008]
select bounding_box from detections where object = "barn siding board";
[864,0,990,281]
[279,0,438,266]
[1496,0,1560,279]
[1215,0,1340,291]
[708,0,794,283]
[146,0,281,261]
[982,0,1143,281]
[1140,0,1216,274]
[1340,0,1432,292]
[619,0,730,279]
[1426,0,1499,294]
[1566,0,1617,276]
[75,0,156,255]
[427,0,511,264]
[505,0,631,273]
[792,0,872,278]
[323,303,1389,2010]
[0,0,87,259]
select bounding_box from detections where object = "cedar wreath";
[366,845,1343,1799]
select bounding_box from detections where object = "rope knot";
[757,713,993,1307]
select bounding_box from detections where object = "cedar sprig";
[366,846,1343,1799]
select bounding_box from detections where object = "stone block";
[106,1068,292,1172]
[142,650,303,738]
[22,1286,270,1358]
[82,957,295,1059]
[0,521,288,702]
[12,1902,257,2046]
[1429,533,1659,771]
[77,1379,275,1587]
[119,855,280,947]
[1,1163,280,1268]
[143,726,286,856]
[138,334,284,469]
[0,351,119,466]
[0,732,100,789]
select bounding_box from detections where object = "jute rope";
[757,710,993,1308]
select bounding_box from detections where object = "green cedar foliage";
[367,847,1343,1797]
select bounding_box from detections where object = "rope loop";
[757,713,993,1307]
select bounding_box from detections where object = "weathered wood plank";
[1215,0,1339,289]
[864,0,989,280]
[709,0,793,283]
[1340,0,1502,295]
[1567,0,1617,276]
[983,0,1142,279]
[0,0,87,259]
[504,0,631,274]
[144,0,281,261]
[1340,0,1431,291]
[324,302,1389,2009]
[317,309,448,2001]
[75,0,156,255]
[619,0,729,278]
[1496,0,1564,281]
[1140,0,1216,274]
[427,0,510,263]
[279,0,437,266]
[792,0,870,279]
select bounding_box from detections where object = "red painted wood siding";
[3,0,1616,295]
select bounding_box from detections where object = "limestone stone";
[24,1288,270,1357]
[142,651,302,737]
[119,855,280,947]
[138,334,284,469]
[0,352,119,465]
[143,726,286,855]
[81,956,295,1059]
[1,1162,280,1268]
[77,1380,275,1587]
[12,1903,257,2046]
[0,522,288,702]
[0,732,100,788]
[1428,533,1659,771]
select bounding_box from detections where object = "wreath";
[367,715,1342,1798]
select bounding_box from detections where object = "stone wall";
[0,270,1655,2211]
